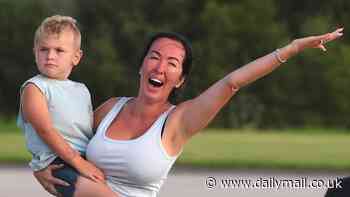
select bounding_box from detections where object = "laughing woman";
[35,28,343,197]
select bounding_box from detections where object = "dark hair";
[139,32,193,102]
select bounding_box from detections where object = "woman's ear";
[139,65,144,76]
[175,76,185,88]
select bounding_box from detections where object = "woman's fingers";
[319,44,327,52]
[321,28,343,44]
[47,164,70,186]
[328,28,344,41]
[50,176,70,186]
[49,164,64,170]
[44,183,60,196]
[304,28,344,52]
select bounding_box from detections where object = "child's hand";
[75,158,106,183]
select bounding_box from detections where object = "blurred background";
[1,0,350,129]
[1,0,350,171]
[2,2,350,196]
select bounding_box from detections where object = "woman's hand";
[291,28,344,53]
[33,164,69,196]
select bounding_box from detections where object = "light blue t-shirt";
[17,74,94,171]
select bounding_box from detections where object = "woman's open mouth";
[149,78,164,87]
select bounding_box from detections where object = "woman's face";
[139,38,185,103]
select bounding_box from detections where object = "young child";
[17,15,116,197]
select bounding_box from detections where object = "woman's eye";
[169,62,177,67]
[150,55,159,60]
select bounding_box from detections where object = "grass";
[0,118,20,133]
[0,131,31,163]
[0,118,31,163]
[177,129,350,170]
[1,119,350,170]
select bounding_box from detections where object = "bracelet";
[274,48,287,63]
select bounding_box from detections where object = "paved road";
[1,165,348,197]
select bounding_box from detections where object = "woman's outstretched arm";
[172,28,343,142]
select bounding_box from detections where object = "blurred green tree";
[1,0,350,130]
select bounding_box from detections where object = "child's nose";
[47,50,56,59]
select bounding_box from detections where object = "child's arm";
[22,83,104,183]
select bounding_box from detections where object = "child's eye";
[57,49,65,53]
[40,48,48,52]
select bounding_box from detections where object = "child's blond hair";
[34,15,81,49]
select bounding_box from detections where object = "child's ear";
[33,47,38,57]
[33,47,38,63]
[72,49,83,66]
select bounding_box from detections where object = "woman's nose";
[155,60,166,73]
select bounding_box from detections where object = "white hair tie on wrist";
[274,48,287,63]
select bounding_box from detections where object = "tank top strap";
[163,105,176,119]
[95,97,132,136]
[155,105,176,137]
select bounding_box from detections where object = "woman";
[35,29,343,197]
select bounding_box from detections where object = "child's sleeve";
[17,76,49,127]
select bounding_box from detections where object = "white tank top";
[86,97,179,197]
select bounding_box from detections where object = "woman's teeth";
[149,78,163,87]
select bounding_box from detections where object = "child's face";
[34,29,82,80]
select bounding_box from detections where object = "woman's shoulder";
[96,97,120,114]
[103,97,120,107]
